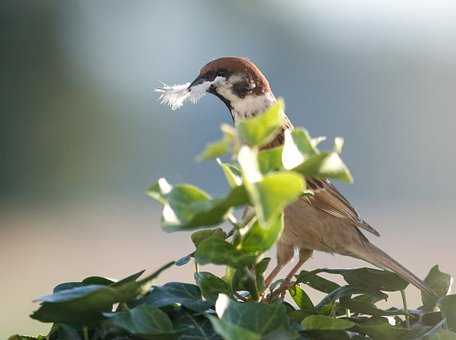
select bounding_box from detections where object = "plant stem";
[400,289,410,328]
[194,259,199,273]
[82,326,89,340]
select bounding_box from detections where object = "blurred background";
[1,0,455,337]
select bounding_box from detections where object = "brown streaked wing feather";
[306,178,380,237]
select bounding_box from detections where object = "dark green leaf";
[209,316,260,340]
[172,311,220,340]
[316,267,408,292]
[144,282,211,313]
[355,318,418,340]
[296,270,340,293]
[215,294,289,335]
[195,272,231,303]
[195,233,257,268]
[427,329,456,340]
[148,178,248,231]
[240,214,284,253]
[191,228,226,247]
[31,262,173,324]
[302,315,354,330]
[422,265,452,311]
[440,295,456,331]
[104,304,174,336]
[317,286,387,310]
[236,99,284,146]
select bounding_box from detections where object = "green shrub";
[11,100,456,340]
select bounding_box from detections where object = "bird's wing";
[305,178,380,237]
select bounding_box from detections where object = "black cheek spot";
[232,81,252,98]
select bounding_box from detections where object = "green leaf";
[316,267,408,292]
[236,99,284,146]
[302,315,354,330]
[238,147,304,226]
[195,233,257,268]
[440,295,456,332]
[355,318,417,340]
[289,285,314,311]
[293,152,353,183]
[195,272,231,303]
[8,336,47,340]
[172,310,219,339]
[296,270,340,293]
[427,329,456,340]
[104,304,174,336]
[257,147,284,174]
[197,124,235,160]
[339,294,403,317]
[240,214,284,253]
[217,160,242,188]
[30,262,173,324]
[214,294,290,335]
[209,316,260,340]
[144,282,211,312]
[422,265,452,311]
[191,228,226,247]
[289,129,320,157]
[148,178,248,231]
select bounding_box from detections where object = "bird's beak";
[188,76,206,89]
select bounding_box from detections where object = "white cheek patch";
[155,76,225,110]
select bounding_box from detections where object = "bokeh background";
[2,0,455,337]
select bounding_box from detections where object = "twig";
[400,289,410,328]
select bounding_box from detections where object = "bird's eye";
[216,69,228,78]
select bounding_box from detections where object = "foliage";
[11,101,455,340]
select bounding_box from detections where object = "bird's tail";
[354,242,435,296]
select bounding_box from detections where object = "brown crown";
[199,57,271,94]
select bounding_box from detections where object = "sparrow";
[156,56,432,295]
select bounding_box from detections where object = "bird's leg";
[273,248,313,300]
[264,264,284,288]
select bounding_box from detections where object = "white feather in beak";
[155,77,225,110]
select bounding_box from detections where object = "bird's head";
[157,57,276,121]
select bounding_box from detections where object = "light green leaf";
[293,152,353,183]
[217,160,242,188]
[240,214,284,253]
[236,99,284,146]
[302,315,354,330]
[289,285,314,312]
[148,178,248,231]
[197,124,236,160]
[257,146,284,174]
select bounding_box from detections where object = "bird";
[156,56,433,295]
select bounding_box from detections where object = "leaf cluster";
[12,100,456,340]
